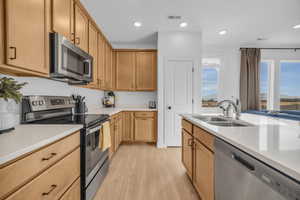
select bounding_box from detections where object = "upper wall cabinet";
[4,0,49,76]
[104,43,114,90]
[115,50,157,91]
[136,52,157,91]
[51,0,74,41]
[74,3,88,53]
[87,22,99,88]
[97,34,106,89]
[116,51,136,91]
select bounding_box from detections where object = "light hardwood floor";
[94,144,200,200]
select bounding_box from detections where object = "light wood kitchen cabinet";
[181,120,215,200]
[122,112,134,142]
[182,130,193,180]
[87,22,99,88]
[60,178,80,200]
[97,34,106,89]
[115,51,136,90]
[0,131,80,200]
[136,51,157,91]
[193,139,214,200]
[134,112,156,142]
[5,0,49,75]
[104,43,114,90]
[74,3,88,53]
[51,0,74,41]
[109,116,116,158]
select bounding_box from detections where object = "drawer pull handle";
[42,153,57,161]
[9,47,17,60]
[42,184,57,196]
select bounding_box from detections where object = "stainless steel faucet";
[217,99,241,119]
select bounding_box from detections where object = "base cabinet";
[182,130,193,180]
[60,178,81,200]
[181,119,214,200]
[193,139,214,200]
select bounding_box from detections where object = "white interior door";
[165,59,194,146]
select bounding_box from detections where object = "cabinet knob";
[41,153,57,161]
[167,106,172,110]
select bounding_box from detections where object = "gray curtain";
[239,48,261,111]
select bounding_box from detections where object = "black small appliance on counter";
[21,95,109,200]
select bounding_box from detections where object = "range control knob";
[39,100,44,105]
[32,101,38,106]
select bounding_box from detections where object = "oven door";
[85,124,107,184]
[50,33,93,84]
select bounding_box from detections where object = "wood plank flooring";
[94,144,199,200]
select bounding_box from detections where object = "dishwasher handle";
[232,153,255,171]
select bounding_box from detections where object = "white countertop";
[87,106,157,116]
[181,113,300,182]
[0,124,83,166]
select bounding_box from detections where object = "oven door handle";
[87,125,102,136]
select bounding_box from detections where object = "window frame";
[200,58,221,109]
[260,59,300,111]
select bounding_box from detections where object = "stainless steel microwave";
[50,33,93,84]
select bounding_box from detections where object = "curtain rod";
[240,48,300,51]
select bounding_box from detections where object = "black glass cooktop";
[29,114,109,127]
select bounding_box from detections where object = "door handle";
[167,106,172,110]
[42,184,57,196]
[75,37,80,45]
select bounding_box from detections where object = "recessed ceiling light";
[180,22,188,28]
[219,30,227,35]
[133,22,142,27]
[293,24,300,29]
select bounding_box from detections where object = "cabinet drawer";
[182,119,193,134]
[194,126,214,152]
[135,112,155,118]
[6,148,80,200]
[59,178,80,200]
[0,131,80,199]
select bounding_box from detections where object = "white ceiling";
[81,0,300,49]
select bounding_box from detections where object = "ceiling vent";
[168,15,182,20]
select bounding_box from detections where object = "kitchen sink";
[207,121,251,127]
[192,115,254,127]
[192,115,229,122]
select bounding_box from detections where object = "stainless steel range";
[21,96,110,200]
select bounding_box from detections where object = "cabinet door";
[182,130,193,180]
[60,178,80,200]
[87,22,98,88]
[74,3,88,52]
[122,112,134,141]
[115,51,135,90]
[109,119,115,157]
[52,0,74,41]
[136,52,157,91]
[134,117,155,142]
[97,34,105,89]
[6,0,48,74]
[104,43,113,90]
[193,139,214,200]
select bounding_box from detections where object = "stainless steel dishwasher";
[215,138,300,200]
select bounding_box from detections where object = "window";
[201,58,220,107]
[279,61,300,110]
[260,61,270,110]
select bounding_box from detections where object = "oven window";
[62,46,85,76]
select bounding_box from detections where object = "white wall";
[0,74,157,110]
[157,31,202,147]
[114,91,157,107]
[0,74,105,109]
